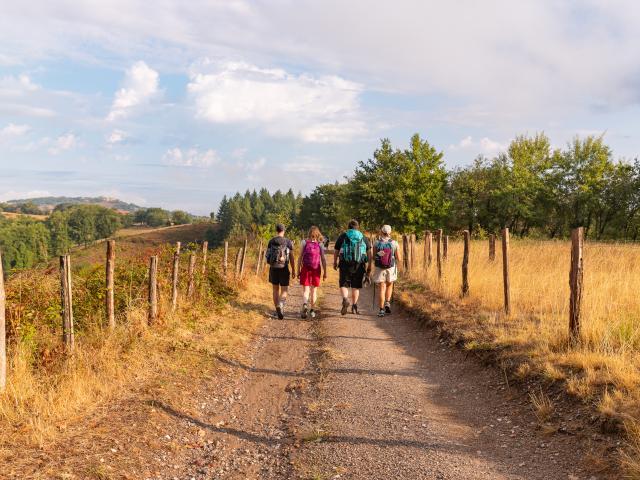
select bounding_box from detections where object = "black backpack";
[266,237,289,268]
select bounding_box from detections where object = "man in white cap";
[371,224,399,317]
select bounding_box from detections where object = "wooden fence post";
[106,240,116,329]
[569,227,584,344]
[402,235,409,272]
[201,241,208,276]
[461,231,470,297]
[426,231,433,267]
[0,251,5,392]
[60,255,74,351]
[240,238,248,278]
[223,241,229,276]
[148,255,158,324]
[443,235,449,261]
[489,234,496,261]
[410,234,416,271]
[501,228,511,315]
[436,229,443,280]
[256,241,263,276]
[235,248,243,277]
[171,242,181,312]
[187,253,196,299]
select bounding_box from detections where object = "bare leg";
[352,288,360,305]
[378,282,386,308]
[303,285,311,304]
[385,282,394,302]
[272,284,280,307]
[280,286,289,304]
[310,286,317,307]
[340,286,349,300]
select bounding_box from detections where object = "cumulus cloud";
[107,61,159,121]
[48,133,77,155]
[0,123,30,137]
[449,136,507,156]
[163,147,221,167]
[188,60,366,143]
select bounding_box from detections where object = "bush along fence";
[0,237,267,393]
[399,227,586,344]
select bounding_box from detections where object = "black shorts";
[339,262,366,289]
[269,266,291,286]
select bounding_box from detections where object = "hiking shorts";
[299,265,321,287]
[339,262,366,289]
[269,266,291,287]
[372,266,398,284]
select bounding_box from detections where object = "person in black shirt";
[265,223,296,319]
[333,219,372,315]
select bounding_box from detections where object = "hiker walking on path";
[372,224,399,317]
[297,225,327,319]
[265,223,296,319]
[333,219,372,315]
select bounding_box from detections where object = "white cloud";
[163,147,220,167]
[48,133,77,155]
[107,61,159,121]
[106,129,127,145]
[449,136,507,156]
[239,156,266,172]
[282,160,323,173]
[188,60,366,142]
[0,123,30,137]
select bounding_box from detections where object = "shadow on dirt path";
[291,269,612,480]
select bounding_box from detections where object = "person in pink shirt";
[297,226,327,319]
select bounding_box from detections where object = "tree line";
[0,205,197,273]
[215,132,640,241]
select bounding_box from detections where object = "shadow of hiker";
[213,354,424,379]
[148,399,462,451]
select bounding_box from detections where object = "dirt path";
[291,272,606,479]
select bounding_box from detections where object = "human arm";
[288,240,296,278]
[297,241,304,277]
[321,244,327,279]
[333,233,344,270]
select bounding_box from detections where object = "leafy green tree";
[349,134,449,233]
[171,210,192,225]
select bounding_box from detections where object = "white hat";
[381,224,392,235]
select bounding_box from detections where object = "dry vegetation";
[0,226,266,464]
[399,237,640,473]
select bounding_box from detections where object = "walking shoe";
[351,304,359,315]
[309,309,316,319]
[384,301,392,314]
[377,308,385,317]
[276,302,284,319]
[341,297,349,315]
[301,303,308,319]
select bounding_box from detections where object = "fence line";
[569,227,584,343]
[171,242,181,312]
[501,228,511,315]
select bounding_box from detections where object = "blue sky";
[1,1,640,215]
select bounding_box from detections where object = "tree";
[349,134,449,233]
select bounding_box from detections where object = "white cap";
[381,224,392,235]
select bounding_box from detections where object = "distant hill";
[6,196,142,213]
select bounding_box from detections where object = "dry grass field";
[0,224,266,455]
[400,236,640,474]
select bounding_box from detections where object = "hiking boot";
[351,304,359,315]
[384,301,392,314]
[341,298,349,315]
[377,308,385,317]
[276,302,284,319]
[309,309,316,319]
[301,303,309,319]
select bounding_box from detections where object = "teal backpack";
[342,229,367,263]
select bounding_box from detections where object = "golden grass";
[0,248,268,452]
[402,238,640,471]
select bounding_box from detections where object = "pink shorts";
[299,266,321,287]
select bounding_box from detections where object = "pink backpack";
[302,241,321,269]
